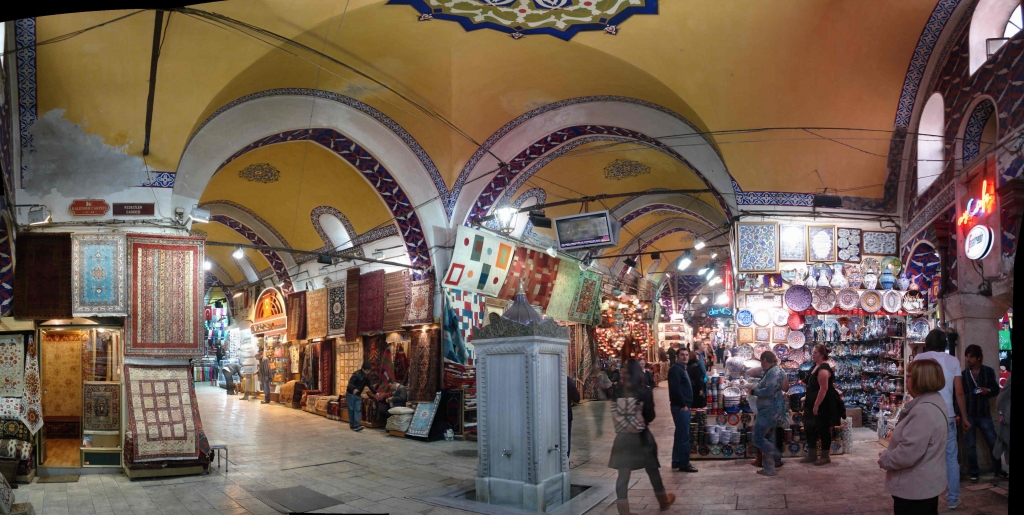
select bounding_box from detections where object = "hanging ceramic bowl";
[812,286,837,312]
[882,290,903,313]
[787,330,806,348]
[788,312,805,330]
[754,310,772,327]
[736,309,754,327]
[837,288,860,311]
[785,285,813,312]
[772,309,790,326]
[861,290,883,313]
[881,256,902,275]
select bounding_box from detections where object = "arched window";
[969,0,1021,74]
[318,214,353,251]
[916,93,945,195]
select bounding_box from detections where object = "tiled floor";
[15,384,1009,515]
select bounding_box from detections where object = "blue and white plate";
[737,309,754,327]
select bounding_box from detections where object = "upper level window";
[969,0,1021,74]
[917,93,945,196]
[318,213,353,251]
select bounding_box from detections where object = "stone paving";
[14,384,1009,515]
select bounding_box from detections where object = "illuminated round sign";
[964,225,994,260]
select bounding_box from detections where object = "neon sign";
[957,179,995,227]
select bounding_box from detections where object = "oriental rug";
[126,235,204,357]
[407,329,440,402]
[41,331,83,419]
[0,439,32,460]
[327,282,346,338]
[357,270,385,334]
[379,343,395,384]
[0,215,13,318]
[0,400,19,420]
[290,345,300,373]
[287,291,307,341]
[545,262,581,322]
[0,335,23,398]
[394,342,410,383]
[496,248,560,309]
[334,340,362,395]
[442,226,515,296]
[14,232,72,319]
[305,288,328,339]
[0,420,30,442]
[71,233,127,316]
[567,270,602,324]
[82,381,120,433]
[345,268,360,340]
[406,392,441,438]
[403,273,434,326]
[319,337,333,395]
[382,270,409,332]
[123,364,201,462]
[18,337,41,435]
[362,335,384,391]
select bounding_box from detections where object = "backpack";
[611,397,646,433]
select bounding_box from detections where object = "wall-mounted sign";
[113,203,155,216]
[964,225,994,260]
[68,199,109,216]
[251,288,287,335]
[707,307,733,318]
[957,179,995,227]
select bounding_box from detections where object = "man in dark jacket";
[258,349,271,404]
[567,376,580,457]
[668,348,697,473]
[686,354,707,409]
[962,345,1006,480]
[346,362,378,432]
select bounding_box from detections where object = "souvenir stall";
[593,293,653,362]
[251,288,288,402]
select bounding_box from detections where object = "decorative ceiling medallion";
[238,163,281,183]
[390,0,658,41]
[604,159,651,180]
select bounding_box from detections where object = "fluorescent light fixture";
[715,293,728,304]
[700,295,708,305]
[232,291,244,298]
[694,240,706,250]
[190,206,211,223]
[232,248,244,260]
[677,251,692,271]
[709,277,723,286]
[710,251,718,259]
[203,260,212,271]
[546,246,558,258]
[706,268,715,280]
[696,267,708,276]
[27,206,51,225]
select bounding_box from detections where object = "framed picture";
[779,224,807,261]
[806,225,837,262]
[738,327,754,343]
[836,227,862,263]
[736,222,779,273]
[406,391,442,438]
[862,231,899,256]
[754,327,770,342]
[772,326,789,342]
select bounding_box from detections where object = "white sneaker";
[948,498,961,510]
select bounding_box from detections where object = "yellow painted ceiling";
[200,222,273,282]
[199,140,394,251]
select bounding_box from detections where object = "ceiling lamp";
[190,206,211,224]
[232,248,244,260]
[694,240,706,250]
[696,266,708,276]
[203,260,212,271]
[710,251,718,259]
[699,295,709,305]
[546,246,558,258]
[676,251,693,271]
[709,276,723,286]
[715,292,728,305]
[493,206,519,235]
[706,268,716,280]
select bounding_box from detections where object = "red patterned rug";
[568,270,602,324]
[407,329,440,402]
[287,291,307,341]
[319,338,333,395]
[403,273,434,326]
[306,288,327,339]
[345,269,360,341]
[125,235,204,357]
[357,270,385,334]
[383,270,409,332]
[497,248,560,310]
[362,335,384,392]
[123,364,201,462]
[14,232,72,319]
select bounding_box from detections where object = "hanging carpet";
[403,273,434,326]
[345,268,360,340]
[0,335,23,398]
[567,270,602,324]
[17,336,41,435]
[14,232,72,319]
[545,262,581,322]
[496,247,560,310]
[306,288,328,340]
[123,364,202,462]
[319,338,333,395]
[383,270,409,332]
[327,282,346,338]
[125,235,204,357]
[287,291,307,341]
[442,226,516,296]
[407,329,440,402]
[358,270,385,334]
[82,381,120,433]
[71,233,127,316]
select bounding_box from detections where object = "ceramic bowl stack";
[723,386,742,412]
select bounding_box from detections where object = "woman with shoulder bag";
[878,358,949,514]
[609,359,675,514]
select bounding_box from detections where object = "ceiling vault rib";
[142,10,164,156]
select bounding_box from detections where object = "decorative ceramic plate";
[698,445,710,456]
[882,290,902,313]
[831,441,842,452]
[753,344,770,357]
[735,445,746,457]
[787,330,806,348]
[755,328,770,343]
[736,309,754,327]
[812,286,837,312]
[903,290,925,313]
[881,256,902,275]
[827,358,838,370]
[771,309,790,326]
[789,443,801,454]
[754,310,772,327]
[735,344,755,359]
[782,359,799,369]
[738,327,754,343]
[788,312,805,330]
[772,326,789,342]
[784,285,813,312]
[910,317,930,338]
[721,444,734,457]
[716,414,728,425]
[773,344,789,360]
[741,413,752,424]
[727,414,740,426]
[837,288,860,311]
[789,384,806,396]
[710,445,721,456]
[861,257,881,275]
[861,290,882,313]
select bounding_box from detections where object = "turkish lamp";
[493,206,519,235]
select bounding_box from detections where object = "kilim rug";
[379,343,395,384]
[123,364,200,462]
[545,262,581,322]
[357,270,385,334]
[71,233,127,316]
[125,235,204,357]
[286,291,307,341]
[345,268,360,340]
[496,247,560,309]
[403,273,434,326]
[305,288,328,339]
[334,340,362,395]
[14,232,72,319]
[18,336,42,435]
[326,282,346,338]
[442,225,516,296]
[319,337,333,395]
[362,335,384,391]
[0,420,31,442]
[382,270,409,332]
[407,329,440,402]
[567,270,602,324]
[82,381,120,433]
[290,345,300,373]
[0,335,23,398]
[444,288,486,347]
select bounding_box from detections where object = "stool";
[210,443,229,472]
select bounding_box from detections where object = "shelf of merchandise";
[461,387,477,441]
[657,322,690,349]
[260,334,289,400]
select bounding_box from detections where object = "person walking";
[878,358,949,515]
[567,375,580,457]
[800,344,839,466]
[667,342,679,367]
[687,353,707,410]
[257,348,271,404]
[346,362,379,432]
[916,330,969,509]
[751,350,787,476]
[961,344,1007,481]
[609,359,675,514]
[668,348,698,473]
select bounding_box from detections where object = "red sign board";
[68,199,110,216]
[113,203,155,216]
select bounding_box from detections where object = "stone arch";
[906,241,941,291]
[210,214,294,293]
[917,92,946,195]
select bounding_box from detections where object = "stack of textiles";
[443,360,476,389]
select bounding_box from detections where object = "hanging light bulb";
[710,251,718,259]
[232,248,244,260]
[203,260,212,271]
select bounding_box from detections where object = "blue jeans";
[945,418,960,504]
[670,406,691,468]
[753,416,777,474]
[347,393,362,429]
[262,381,270,402]
[965,414,1002,475]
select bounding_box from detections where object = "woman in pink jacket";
[878,358,948,514]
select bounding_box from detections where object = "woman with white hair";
[751,350,787,476]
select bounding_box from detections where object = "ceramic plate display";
[716,414,728,425]
[727,414,740,426]
[836,227,862,262]
[843,263,863,289]
[721,444,734,457]
[861,257,881,275]
[772,326,789,343]
[837,288,860,311]
[782,359,799,369]
[736,309,754,327]
[738,327,754,343]
[773,344,789,360]
[737,222,780,272]
[807,225,837,262]
[784,285,813,312]
[780,267,798,284]
[754,344,770,358]
[754,310,772,327]
[788,312,805,330]
[903,290,925,313]
[910,317,930,339]
[735,344,754,359]
[881,256,902,275]
[755,327,769,344]
[771,309,790,326]
[698,445,710,456]
[863,231,898,255]
[787,330,806,348]
[710,445,722,456]
[861,290,882,313]
[882,290,902,313]
[735,444,746,457]
[811,286,837,312]
[789,443,801,454]
[779,224,807,261]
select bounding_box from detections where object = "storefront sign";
[964,224,994,260]
[68,199,109,216]
[707,307,733,318]
[251,288,287,335]
[113,203,155,216]
[957,179,995,227]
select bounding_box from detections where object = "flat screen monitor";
[554,211,619,251]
